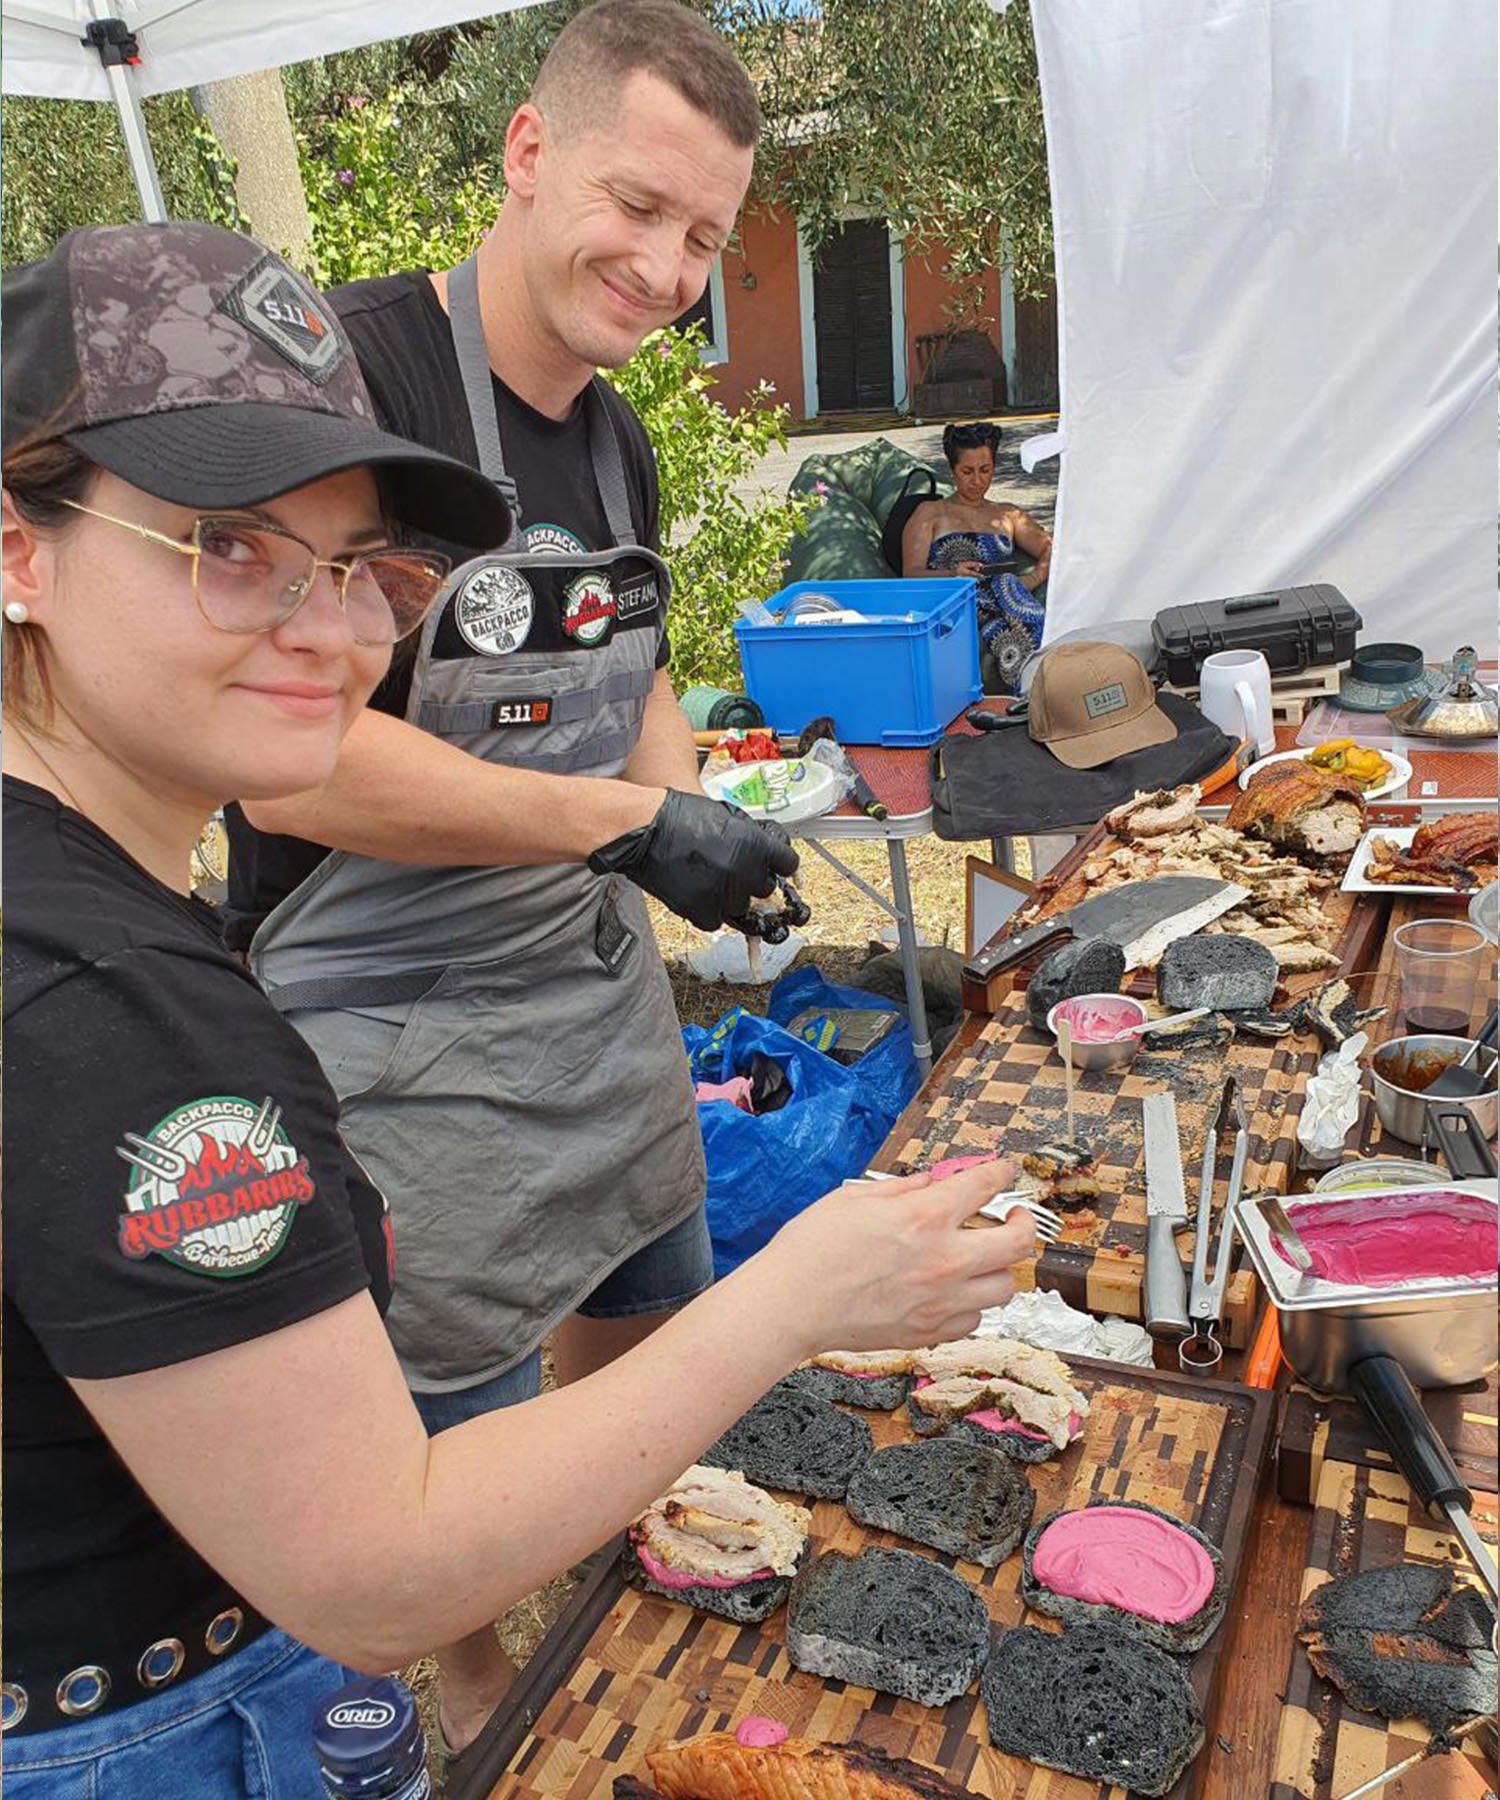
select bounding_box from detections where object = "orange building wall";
[901,248,1002,401]
[702,215,1004,423]
[708,209,806,418]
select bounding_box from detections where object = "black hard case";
[1152,583,1362,686]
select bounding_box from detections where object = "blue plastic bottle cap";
[313,1675,429,1797]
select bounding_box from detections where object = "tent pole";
[83,8,167,222]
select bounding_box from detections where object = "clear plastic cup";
[1393,917,1490,1035]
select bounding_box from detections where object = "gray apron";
[250,256,705,1390]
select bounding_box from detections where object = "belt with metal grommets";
[2,1604,270,1736]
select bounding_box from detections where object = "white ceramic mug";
[1198,649,1276,756]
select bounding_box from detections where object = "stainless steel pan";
[1238,1184,1499,1602]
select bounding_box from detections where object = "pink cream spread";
[1052,997,1145,1044]
[634,1538,771,1592]
[1031,1507,1214,1624]
[912,1376,1081,1444]
[928,1154,995,1180]
[1280,1191,1498,1287]
[735,1717,789,1749]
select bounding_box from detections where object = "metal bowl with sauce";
[1370,1034,1498,1145]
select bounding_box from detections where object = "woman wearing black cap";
[901,420,1053,695]
[1,225,1032,1796]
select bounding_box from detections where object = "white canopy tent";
[1,0,548,217]
[1012,0,1497,651]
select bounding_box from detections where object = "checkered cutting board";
[882,985,1322,1346]
[1269,1455,1498,1800]
[464,1360,1273,1800]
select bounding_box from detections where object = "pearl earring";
[4,601,29,624]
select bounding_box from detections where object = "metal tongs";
[1179,1077,1248,1374]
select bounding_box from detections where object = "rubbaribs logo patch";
[218,257,343,384]
[562,572,616,645]
[454,564,535,656]
[116,1096,315,1276]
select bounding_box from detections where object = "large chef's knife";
[1142,1090,1190,1336]
[962,876,1251,984]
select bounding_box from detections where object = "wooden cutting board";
[455,1359,1274,1800]
[884,823,1388,1346]
[1269,1454,1498,1800]
[876,987,1315,1348]
[1277,1377,1499,1509]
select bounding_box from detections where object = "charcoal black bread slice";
[1018,1498,1226,1653]
[620,1535,798,1623]
[845,1439,1035,1567]
[1156,934,1278,1012]
[701,1378,872,1499]
[1297,1563,1498,1732]
[1025,935,1127,1032]
[905,1398,1065,1465]
[786,1546,992,1706]
[982,1621,1205,1799]
[784,1365,914,1411]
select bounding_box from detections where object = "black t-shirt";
[223,268,668,948]
[3,779,394,1681]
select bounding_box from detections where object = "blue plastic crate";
[733,578,980,747]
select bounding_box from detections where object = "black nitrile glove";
[588,789,799,932]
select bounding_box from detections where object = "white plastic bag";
[1298,1031,1368,1166]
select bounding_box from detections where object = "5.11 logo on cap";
[218,256,344,385]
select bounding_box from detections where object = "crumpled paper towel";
[1298,1031,1368,1166]
[972,1287,1155,1367]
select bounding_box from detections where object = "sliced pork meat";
[632,1465,809,1584]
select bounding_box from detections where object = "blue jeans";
[1,1628,352,1799]
[411,1205,714,1435]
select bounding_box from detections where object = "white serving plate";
[700,755,840,824]
[1339,824,1478,896]
[1238,744,1412,801]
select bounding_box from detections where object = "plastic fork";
[978,1193,1065,1244]
[855,1171,1064,1243]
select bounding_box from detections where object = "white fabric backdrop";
[1,1,540,101]
[1027,0,1497,652]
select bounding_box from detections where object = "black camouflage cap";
[2,222,511,549]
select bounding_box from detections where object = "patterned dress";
[927,528,1046,695]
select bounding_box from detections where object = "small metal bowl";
[1046,994,1148,1072]
[1369,1035,1499,1146]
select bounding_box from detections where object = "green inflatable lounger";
[783,437,949,585]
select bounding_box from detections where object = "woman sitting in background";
[901,420,1052,694]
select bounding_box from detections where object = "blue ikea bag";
[683,967,919,1276]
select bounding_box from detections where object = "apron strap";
[447,256,520,535]
[583,380,639,548]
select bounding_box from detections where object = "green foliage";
[296,88,498,288]
[2,91,245,267]
[608,325,815,690]
[738,0,1052,297]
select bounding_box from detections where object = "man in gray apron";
[223,0,783,1764]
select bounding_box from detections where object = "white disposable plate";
[1340,825,1477,896]
[1238,744,1412,801]
[700,756,840,824]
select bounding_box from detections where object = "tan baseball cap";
[1028,641,1178,769]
